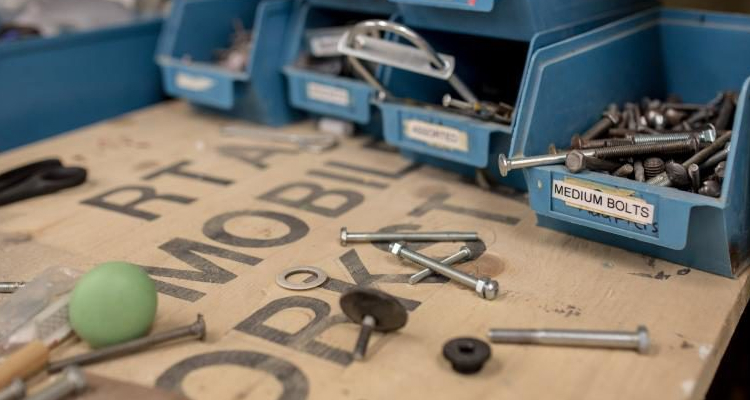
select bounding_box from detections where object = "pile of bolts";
[499,91,737,198]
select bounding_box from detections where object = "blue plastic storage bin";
[368,11,636,189]
[511,9,750,277]
[282,1,392,129]
[389,0,653,40]
[157,0,300,126]
[0,18,165,151]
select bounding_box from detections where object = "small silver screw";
[0,282,25,294]
[340,227,478,246]
[0,379,25,400]
[27,367,87,400]
[48,315,206,372]
[487,326,650,354]
[390,243,499,300]
[409,246,472,285]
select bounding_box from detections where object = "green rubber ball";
[69,261,157,348]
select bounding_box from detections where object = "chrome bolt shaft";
[340,227,478,246]
[487,326,650,354]
[409,246,472,285]
[390,243,498,300]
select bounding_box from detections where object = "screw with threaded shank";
[409,246,472,285]
[27,367,87,400]
[647,131,732,187]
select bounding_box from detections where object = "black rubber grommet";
[443,337,491,374]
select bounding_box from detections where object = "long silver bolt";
[487,326,650,354]
[27,367,87,400]
[0,282,25,294]
[340,227,478,246]
[631,125,716,144]
[0,379,25,400]
[48,315,206,373]
[389,243,499,300]
[409,246,472,285]
[648,131,732,187]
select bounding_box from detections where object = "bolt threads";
[643,157,666,179]
[591,139,697,159]
[632,133,695,144]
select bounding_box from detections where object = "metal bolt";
[390,243,499,300]
[581,111,621,141]
[612,163,634,178]
[27,367,87,400]
[565,150,620,174]
[48,315,206,373]
[339,288,407,360]
[665,162,690,187]
[590,137,699,159]
[699,180,722,198]
[715,92,736,131]
[339,227,478,246]
[570,135,632,150]
[715,161,726,181]
[688,164,701,192]
[664,108,687,126]
[487,326,650,354]
[631,126,716,144]
[0,379,25,400]
[643,157,665,179]
[0,282,25,294]
[409,246,472,285]
[701,143,729,170]
[634,160,645,182]
[647,131,732,187]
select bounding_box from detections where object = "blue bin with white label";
[157,0,300,126]
[362,10,639,189]
[282,1,392,130]
[511,8,750,276]
[389,0,652,40]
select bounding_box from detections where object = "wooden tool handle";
[0,341,49,387]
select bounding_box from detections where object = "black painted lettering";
[142,160,233,186]
[80,185,195,221]
[325,160,420,179]
[156,351,308,400]
[141,237,262,302]
[217,145,297,170]
[203,210,309,248]
[409,193,520,225]
[258,182,363,217]
[307,169,388,189]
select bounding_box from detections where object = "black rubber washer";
[443,337,491,374]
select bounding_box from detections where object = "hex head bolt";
[580,111,621,141]
[0,379,25,400]
[339,227,478,246]
[339,288,407,360]
[565,151,621,174]
[48,315,206,373]
[647,131,733,187]
[409,246,472,285]
[27,366,87,400]
[390,243,499,300]
[487,326,650,354]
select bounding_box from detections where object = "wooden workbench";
[1,101,748,400]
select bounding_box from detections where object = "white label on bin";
[306,82,350,106]
[403,120,469,152]
[552,179,655,225]
[175,73,215,92]
[310,34,344,57]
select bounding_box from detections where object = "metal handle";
[337,20,478,104]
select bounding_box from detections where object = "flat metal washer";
[276,266,328,291]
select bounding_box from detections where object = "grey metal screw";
[48,315,206,372]
[648,131,732,187]
[699,180,722,198]
[701,143,729,169]
[0,379,25,400]
[643,157,665,179]
[613,163,634,178]
[715,161,726,180]
[340,227,478,246]
[688,164,701,192]
[715,93,736,131]
[581,111,621,141]
[390,243,499,300]
[27,367,87,400]
[665,162,690,187]
[634,160,645,182]
[565,150,621,174]
[487,326,650,354]
[0,282,25,294]
[631,126,716,144]
[409,246,472,285]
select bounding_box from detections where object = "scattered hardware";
[409,246,472,285]
[276,266,328,291]
[390,243,499,300]
[68,262,157,348]
[0,282,25,294]
[340,227,478,246]
[442,337,491,374]
[0,379,25,400]
[222,125,338,153]
[48,314,206,373]
[338,20,514,124]
[498,93,736,198]
[215,19,253,73]
[340,288,407,361]
[0,159,86,207]
[26,366,87,400]
[487,326,650,354]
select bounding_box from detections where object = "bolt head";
[497,154,511,177]
[570,134,583,150]
[603,111,621,125]
[565,150,586,173]
[442,94,453,107]
[63,366,88,392]
[389,242,403,256]
[636,325,650,354]
[699,124,717,143]
[340,227,348,246]
[460,246,473,259]
[475,278,499,300]
[192,314,207,341]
